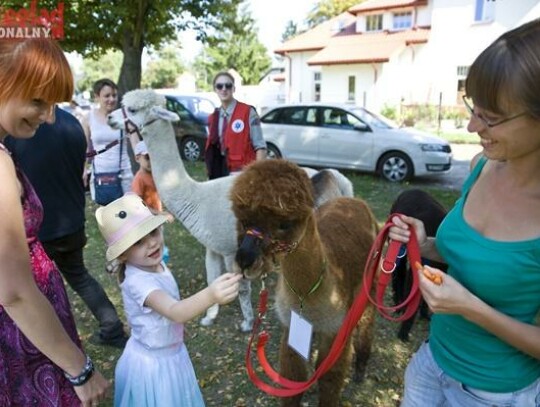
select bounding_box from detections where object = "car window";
[282,107,305,125]
[344,112,363,128]
[306,108,317,125]
[177,97,215,116]
[262,107,317,125]
[196,99,215,115]
[322,108,356,129]
[261,108,281,123]
[279,107,318,125]
[350,107,395,129]
[166,98,192,122]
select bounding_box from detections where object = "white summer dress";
[114,263,205,407]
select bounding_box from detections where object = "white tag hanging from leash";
[288,310,313,360]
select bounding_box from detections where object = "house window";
[393,12,412,29]
[314,84,321,101]
[314,72,321,101]
[348,76,355,102]
[474,0,495,22]
[456,66,469,104]
[457,66,469,77]
[366,14,383,32]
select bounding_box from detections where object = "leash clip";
[381,260,396,274]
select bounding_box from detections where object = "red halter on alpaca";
[246,213,423,397]
[245,227,299,254]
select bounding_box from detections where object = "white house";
[232,67,287,114]
[275,0,540,113]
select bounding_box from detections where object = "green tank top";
[431,156,540,392]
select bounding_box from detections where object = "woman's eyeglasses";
[462,95,527,128]
[215,82,233,91]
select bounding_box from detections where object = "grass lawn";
[419,127,478,145]
[436,131,477,144]
[75,161,460,406]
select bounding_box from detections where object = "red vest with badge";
[206,101,256,172]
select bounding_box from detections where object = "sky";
[247,0,316,53]
[179,0,317,62]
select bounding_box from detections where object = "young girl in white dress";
[96,193,242,406]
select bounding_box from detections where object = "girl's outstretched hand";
[209,273,242,305]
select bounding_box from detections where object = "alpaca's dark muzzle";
[236,234,263,272]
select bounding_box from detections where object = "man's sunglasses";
[215,82,233,91]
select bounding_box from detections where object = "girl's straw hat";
[96,193,167,261]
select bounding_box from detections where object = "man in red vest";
[205,71,267,179]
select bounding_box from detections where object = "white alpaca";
[107,89,354,332]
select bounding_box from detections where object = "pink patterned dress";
[0,142,81,406]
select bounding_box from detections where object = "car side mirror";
[354,123,370,132]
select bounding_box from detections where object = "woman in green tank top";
[389,18,540,407]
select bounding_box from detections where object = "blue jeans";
[401,341,540,407]
[42,228,125,339]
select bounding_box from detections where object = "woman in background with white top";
[82,78,134,201]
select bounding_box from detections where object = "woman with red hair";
[0,38,109,406]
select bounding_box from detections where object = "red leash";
[363,214,422,321]
[246,213,423,396]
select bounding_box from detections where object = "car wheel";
[377,152,413,182]
[181,136,203,162]
[266,143,282,159]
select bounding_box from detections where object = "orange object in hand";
[414,261,443,285]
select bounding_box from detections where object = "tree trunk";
[117,31,144,99]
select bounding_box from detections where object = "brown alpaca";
[231,159,378,407]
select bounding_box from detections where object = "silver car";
[261,103,452,182]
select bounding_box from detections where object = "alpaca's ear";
[150,106,180,122]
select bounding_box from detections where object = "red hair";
[0,38,73,105]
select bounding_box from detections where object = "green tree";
[307,0,364,27]
[193,3,271,90]
[77,50,123,94]
[281,20,298,42]
[2,0,243,95]
[141,45,184,89]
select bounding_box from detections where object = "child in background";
[96,193,242,406]
[132,140,172,262]
[132,141,162,213]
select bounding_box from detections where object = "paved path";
[415,143,482,190]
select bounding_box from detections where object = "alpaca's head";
[107,89,179,133]
[231,159,314,279]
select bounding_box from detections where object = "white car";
[261,103,452,182]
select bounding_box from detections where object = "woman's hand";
[388,214,427,245]
[73,369,110,407]
[418,265,476,316]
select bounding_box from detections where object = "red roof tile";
[349,0,427,13]
[307,27,430,66]
[275,12,356,55]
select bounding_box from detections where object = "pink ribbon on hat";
[107,210,153,246]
